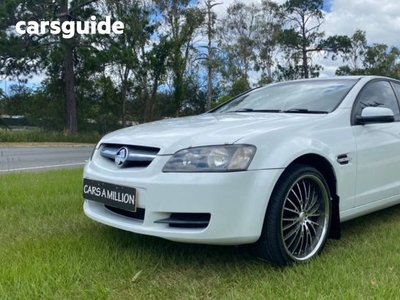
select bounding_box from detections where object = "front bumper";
[83,153,283,245]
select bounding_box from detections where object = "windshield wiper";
[233,108,281,113]
[281,108,328,114]
[231,108,329,114]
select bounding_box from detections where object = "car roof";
[297,75,398,81]
[270,75,400,86]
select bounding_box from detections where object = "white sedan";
[83,76,400,266]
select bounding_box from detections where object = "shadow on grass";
[340,203,400,236]
[323,203,400,258]
[86,223,275,275]
[105,226,255,260]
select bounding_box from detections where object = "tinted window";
[213,79,358,113]
[392,82,400,99]
[353,81,400,119]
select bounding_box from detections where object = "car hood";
[101,113,326,154]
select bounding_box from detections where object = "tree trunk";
[147,75,159,122]
[207,57,212,110]
[174,73,183,117]
[64,45,78,134]
[302,49,309,79]
[61,0,78,134]
[206,0,213,111]
[301,13,309,79]
[121,68,130,128]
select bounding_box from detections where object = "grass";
[2,169,400,299]
[0,130,101,144]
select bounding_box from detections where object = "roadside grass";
[1,169,400,299]
[0,130,101,144]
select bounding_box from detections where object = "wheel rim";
[280,174,330,261]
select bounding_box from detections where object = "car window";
[353,81,400,120]
[392,82,400,100]
[212,79,358,114]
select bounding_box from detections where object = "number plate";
[83,179,137,212]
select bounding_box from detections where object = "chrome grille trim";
[102,148,157,162]
[100,144,160,167]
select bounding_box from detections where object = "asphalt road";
[0,146,94,173]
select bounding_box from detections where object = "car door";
[352,80,400,207]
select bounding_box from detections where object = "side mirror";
[356,107,395,125]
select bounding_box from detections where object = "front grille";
[100,144,160,168]
[105,205,145,221]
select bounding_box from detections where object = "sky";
[214,0,400,47]
[321,0,400,75]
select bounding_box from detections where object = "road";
[0,146,94,173]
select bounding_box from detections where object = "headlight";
[163,145,256,172]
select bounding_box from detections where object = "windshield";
[212,79,358,114]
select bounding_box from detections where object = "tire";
[254,164,332,266]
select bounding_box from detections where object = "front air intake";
[155,213,211,229]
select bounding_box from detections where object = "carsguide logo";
[15,16,124,39]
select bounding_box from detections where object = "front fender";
[248,135,341,171]
[244,123,357,212]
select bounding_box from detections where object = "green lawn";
[1,169,400,299]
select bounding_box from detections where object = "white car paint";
[83,76,400,247]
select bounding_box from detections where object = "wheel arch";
[286,153,341,239]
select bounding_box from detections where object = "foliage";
[216,0,281,87]
[336,30,400,79]
[203,0,222,110]
[0,0,47,78]
[1,0,400,135]
[277,0,352,81]
[211,95,231,109]
[0,0,101,134]
[154,0,205,117]
[276,0,325,79]
[100,0,157,125]
[229,77,250,97]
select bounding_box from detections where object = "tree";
[144,37,170,121]
[204,0,222,110]
[1,84,31,116]
[276,0,352,80]
[101,0,155,126]
[253,0,281,81]
[278,0,325,79]
[336,32,400,79]
[217,1,260,85]
[229,77,250,97]
[363,45,400,78]
[0,0,100,134]
[336,29,367,71]
[154,0,205,116]
[83,75,120,130]
[0,1,46,78]
[217,1,281,90]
